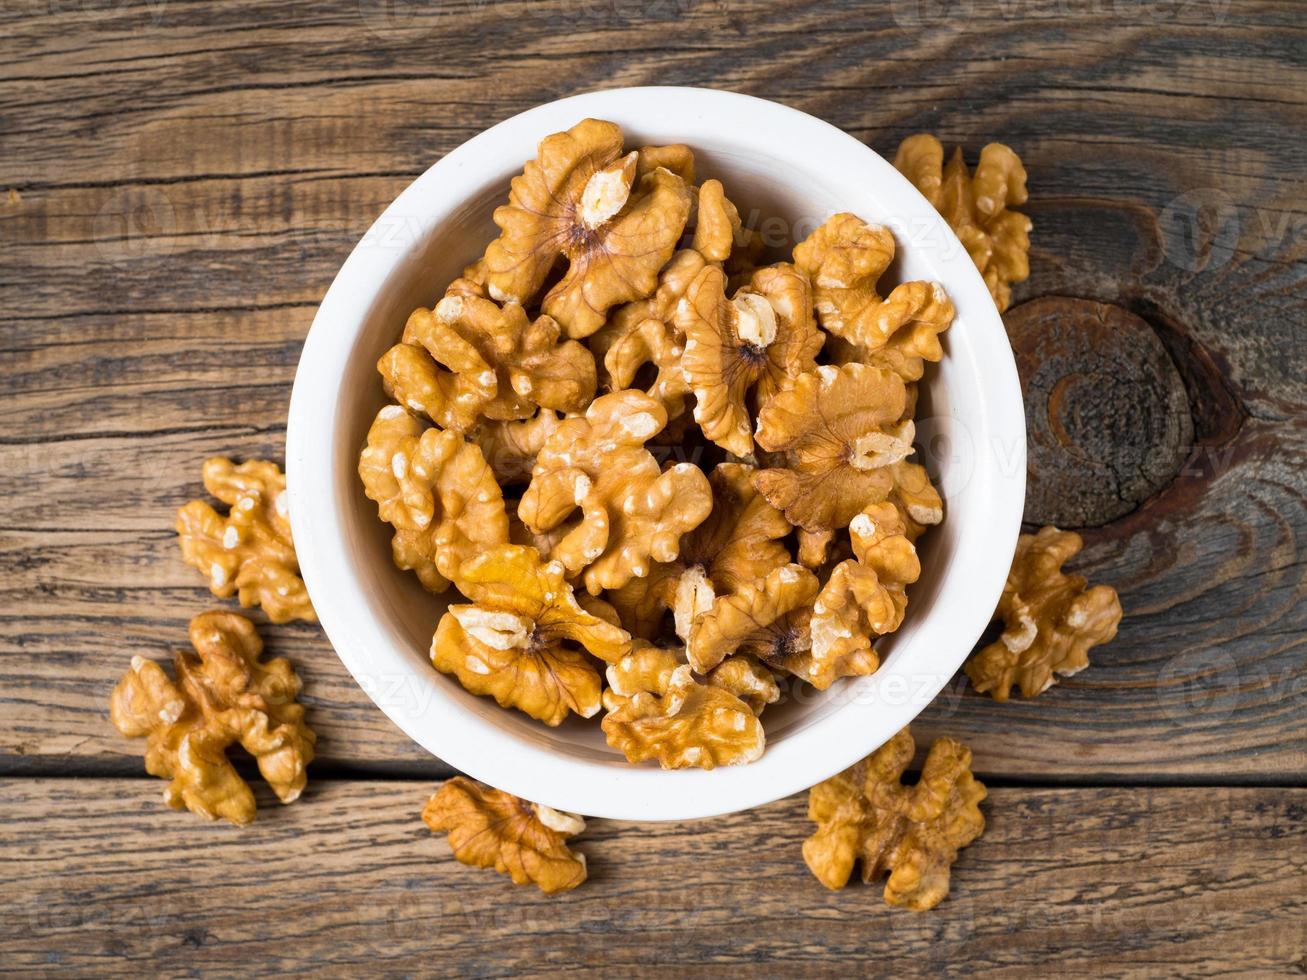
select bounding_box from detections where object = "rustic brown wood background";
[2,0,1304,975]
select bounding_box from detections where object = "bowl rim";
[287,85,1026,820]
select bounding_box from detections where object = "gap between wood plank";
[4,757,1301,790]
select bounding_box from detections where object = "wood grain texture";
[1,0,1304,784]
[1,780,1303,977]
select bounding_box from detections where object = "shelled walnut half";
[358,406,509,592]
[430,544,631,725]
[893,134,1031,312]
[423,777,588,894]
[753,363,913,532]
[478,118,692,338]
[601,642,774,769]
[966,526,1122,700]
[176,457,314,623]
[677,262,822,456]
[803,728,985,910]
[517,389,713,595]
[109,612,315,826]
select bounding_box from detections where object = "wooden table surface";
[3,1,1304,975]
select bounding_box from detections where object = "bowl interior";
[298,88,1023,818]
[342,141,962,755]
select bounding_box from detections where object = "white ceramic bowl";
[287,86,1025,821]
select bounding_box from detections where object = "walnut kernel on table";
[893,133,1032,313]
[966,526,1123,701]
[423,777,588,894]
[109,612,315,826]
[803,728,985,910]
[176,457,315,623]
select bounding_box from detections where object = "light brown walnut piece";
[691,179,744,262]
[603,642,779,715]
[475,409,563,485]
[894,134,1032,312]
[605,462,792,641]
[423,776,587,895]
[688,563,820,674]
[518,390,713,595]
[358,406,509,591]
[430,545,631,726]
[478,118,692,338]
[590,248,709,419]
[601,643,772,769]
[636,143,695,184]
[965,526,1122,701]
[753,363,912,532]
[823,278,955,384]
[888,460,945,541]
[507,501,574,559]
[378,291,595,432]
[108,612,315,826]
[803,727,986,910]
[809,502,923,688]
[677,263,823,456]
[793,213,954,378]
[176,457,314,623]
[796,527,838,569]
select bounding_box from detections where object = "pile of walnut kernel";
[358,118,957,771]
[109,120,1126,912]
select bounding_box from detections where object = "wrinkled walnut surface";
[605,462,792,643]
[678,262,822,456]
[176,457,314,623]
[601,643,771,769]
[894,133,1031,312]
[754,363,912,532]
[479,118,691,338]
[808,500,926,688]
[793,213,954,382]
[518,389,713,595]
[358,406,509,591]
[430,545,631,725]
[355,118,970,772]
[378,290,595,433]
[592,248,708,419]
[423,776,587,894]
[109,612,315,825]
[803,728,985,910]
[966,526,1122,700]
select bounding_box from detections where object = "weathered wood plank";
[1,0,1303,780]
[0,780,1302,976]
[1,441,1302,780]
